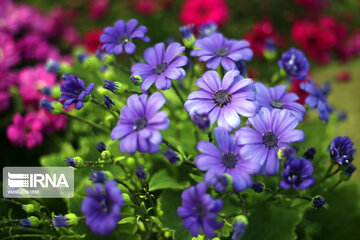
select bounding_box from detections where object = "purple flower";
[251,182,264,193]
[191,33,253,71]
[312,196,326,209]
[235,108,305,176]
[232,219,247,240]
[100,19,150,55]
[96,141,107,152]
[135,166,146,180]
[280,157,315,190]
[196,127,260,192]
[185,70,258,132]
[303,147,316,160]
[198,22,218,38]
[300,79,332,122]
[163,148,180,164]
[59,74,94,110]
[81,180,124,235]
[254,82,306,121]
[177,183,223,238]
[278,48,309,80]
[205,172,230,193]
[111,93,169,154]
[329,136,356,166]
[131,42,187,91]
[190,111,210,130]
[52,215,70,228]
[345,164,356,177]
[89,170,108,183]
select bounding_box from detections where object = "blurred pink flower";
[7,113,43,149]
[18,65,56,107]
[0,91,11,112]
[88,0,109,20]
[0,71,17,112]
[0,31,19,70]
[17,33,60,62]
[37,109,67,135]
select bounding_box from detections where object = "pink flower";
[37,109,68,135]
[88,0,109,20]
[0,31,20,70]
[7,113,43,149]
[18,65,56,107]
[0,71,17,112]
[17,33,60,62]
[134,0,160,15]
[0,91,11,112]
[180,0,229,27]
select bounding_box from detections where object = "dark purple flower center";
[215,47,229,57]
[270,100,284,109]
[134,117,148,131]
[195,204,207,217]
[288,170,302,185]
[213,89,231,107]
[262,131,278,148]
[118,34,130,44]
[100,199,110,213]
[153,62,168,75]
[221,152,238,169]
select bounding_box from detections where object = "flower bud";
[130,75,143,86]
[45,59,60,73]
[251,182,264,193]
[22,204,36,213]
[103,80,125,94]
[278,146,296,161]
[232,215,248,240]
[39,98,63,115]
[135,166,147,180]
[53,213,78,227]
[179,25,195,48]
[20,216,40,228]
[104,95,118,111]
[65,157,84,168]
[303,147,316,160]
[100,150,112,160]
[312,196,326,209]
[96,141,107,153]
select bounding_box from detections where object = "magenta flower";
[18,65,56,107]
[111,92,169,154]
[235,108,305,176]
[6,113,44,149]
[0,32,20,70]
[184,70,258,132]
[131,42,187,91]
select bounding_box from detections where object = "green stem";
[62,111,110,134]
[237,193,247,216]
[208,132,213,143]
[320,163,335,183]
[115,179,134,194]
[0,234,54,240]
[125,89,142,95]
[325,179,343,194]
[91,97,119,118]
[172,84,185,105]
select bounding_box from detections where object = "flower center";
[118,34,130,44]
[195,204,207,217]
[288,170,302,185]
[100,199,110,213]
[134,117,148,131]
[153,62,168,75]
[215,47,229,57]
[262,131,279,148]
[270,100,284,109]
[213,89,231,107]
[221,152,238,169]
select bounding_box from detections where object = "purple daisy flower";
[81,180,124,235]
[100,19,150,55]
[278,48,309,80]
[196,127,260,192]
[184,70,258,132]
[59,74,95,110]
[235,108,305,176]
[177,182,223,238]
[280,157,315,190]
[131,42,187,91]
[111,92,169,154]
[329,136,356,166]
[190,33,253,71]
[254,82,306,121]
[300,79,332,122]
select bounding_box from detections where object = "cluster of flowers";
[0,0,81,148]
[33,17,357,239]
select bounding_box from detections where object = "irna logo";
[7,172,69,188]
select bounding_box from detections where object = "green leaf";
[158,189,191,240]
[119,217,136,224]
[242,205,303,240]
[189,173,203,183]
[149,169,189,191]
